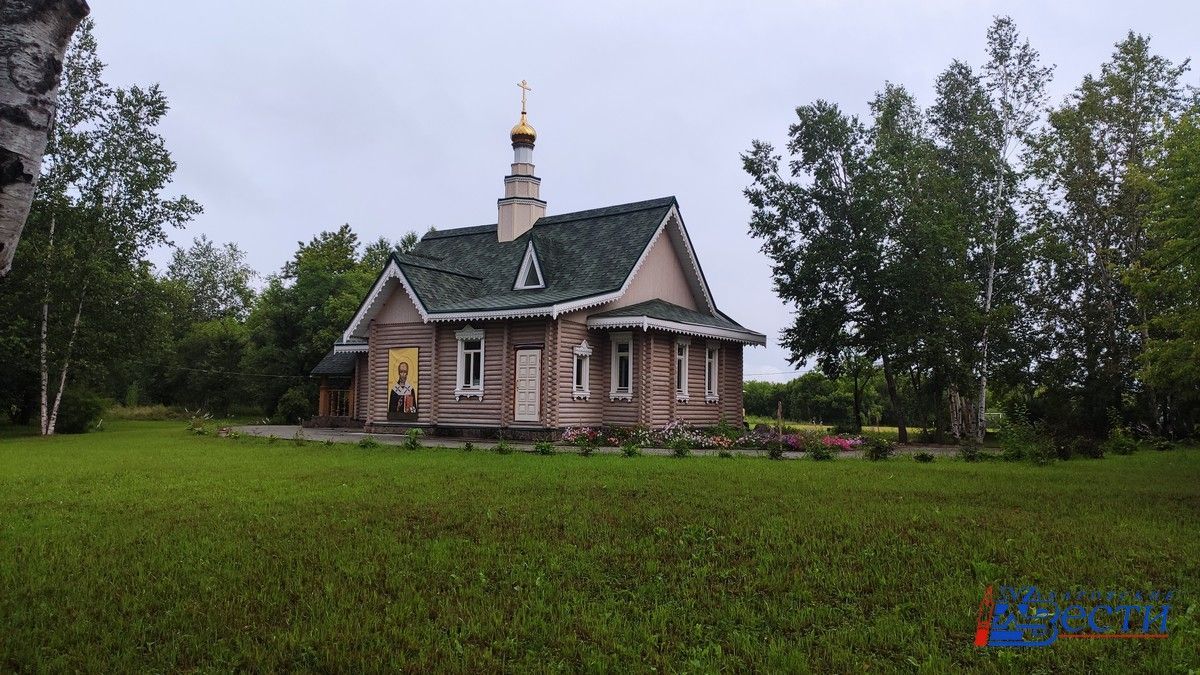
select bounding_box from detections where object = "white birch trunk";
[976,171,1006,443]
[38,216,55,434]
[44,282,85,435]
[0,0,89,276]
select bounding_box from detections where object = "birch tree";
[0,0,89,276]
[972,17,1053,442]
[26,20,199,434]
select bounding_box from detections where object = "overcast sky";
[95,1,1198,381]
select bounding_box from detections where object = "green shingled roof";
[588,299,749,331]
[398,197,677,312]
[311,350,357,375]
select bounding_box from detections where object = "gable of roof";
[341,197,739,340]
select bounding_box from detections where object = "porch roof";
[311,350,358,376]
[586,299,767,345]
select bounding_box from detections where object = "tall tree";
[0,0,89,276]
[1029,32,1189,433]
[970,16,1053,442]
[18,20,199,434]
[165,235,256,322]
[1128,106,1200,437]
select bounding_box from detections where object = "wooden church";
[312,82,764,436]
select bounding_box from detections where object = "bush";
[109,404,180,421]
[913,451,935,463]
[863,437,895,461]
[958,443,983,462]
[267,434,279,444]
[808,444,834,461]
[403,428,423,450]
[493,441,514,455]
[620,442,641,457]
[358,436,380,449]
[1069,436,1104,459]
[1100,428,1137,455]
[292,428,307,446]
[578,442,595,458]
[275,386,312,424]
[535,441,555,455]
[766,441,786,460]
[462,441,475,452]
[53,387,107,434]
[668,437,691,458]
[717,449,734,458]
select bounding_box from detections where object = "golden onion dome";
[510,112,537,144]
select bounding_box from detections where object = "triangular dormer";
[513,240,545,290]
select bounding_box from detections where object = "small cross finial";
[518,79,531,114]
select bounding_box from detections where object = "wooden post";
[318,376,329,417]
[776,399,783,437]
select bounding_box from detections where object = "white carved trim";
[573,340,592,356]
[663,206,717,315]
[343,259,430,341]
[609,393,633,402]
[705,395,720,404]
[454,389,485,401]
[455,325,485,341]
[332,343,369,353]
[609,331,634,400]
[587,317,767,345]
[676,394,690,403]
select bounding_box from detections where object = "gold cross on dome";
[517,79,531,113]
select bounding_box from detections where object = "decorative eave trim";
[332,342,369,354]
[586,316,767,345]
[661,205,717,315]
[573,340,592,356]
[342,258,430,341]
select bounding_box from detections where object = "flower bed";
[561,422,872,453]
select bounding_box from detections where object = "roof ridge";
[391,253,483,280]
[534,196,675,227]
[419,196,676,241]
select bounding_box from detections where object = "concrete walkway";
[233,425,965,460]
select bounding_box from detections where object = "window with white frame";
[675,338,690,402]
[573,340,591,399]
[455,325,485,399]
[705,343,719,403]
[609,332,633,400]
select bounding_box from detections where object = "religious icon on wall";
[386,348,419,421]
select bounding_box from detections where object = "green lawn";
[2,422,1197,672]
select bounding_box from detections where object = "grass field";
[2,421,1197,672]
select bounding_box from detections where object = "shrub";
[535,441,556,455]
[958,443,983,462]
[323,439,333,447]
[292,428,307,446]
[717,449,734,458]
[51,387,106,434]
[1069,436,1104,459]
[267,434,279,445]
[766,441,786,461]
[1149,437,1174,452]
[274,386,312,424]
[109,404,180,421]
[863,437,895,461]
[620,442,641,457]
[913,451,935,463]
[462,441,475,452]
[358,436,380,449]
[668,437,691,458]
[493,441,513,455]
[578,442,595,458]
[999,420,1052,462]
[403,428,424,450]
[808,444,834,461]
[186,410,213,435]
[1100,428,1137,455]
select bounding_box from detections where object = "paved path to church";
[234,425,963,459]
